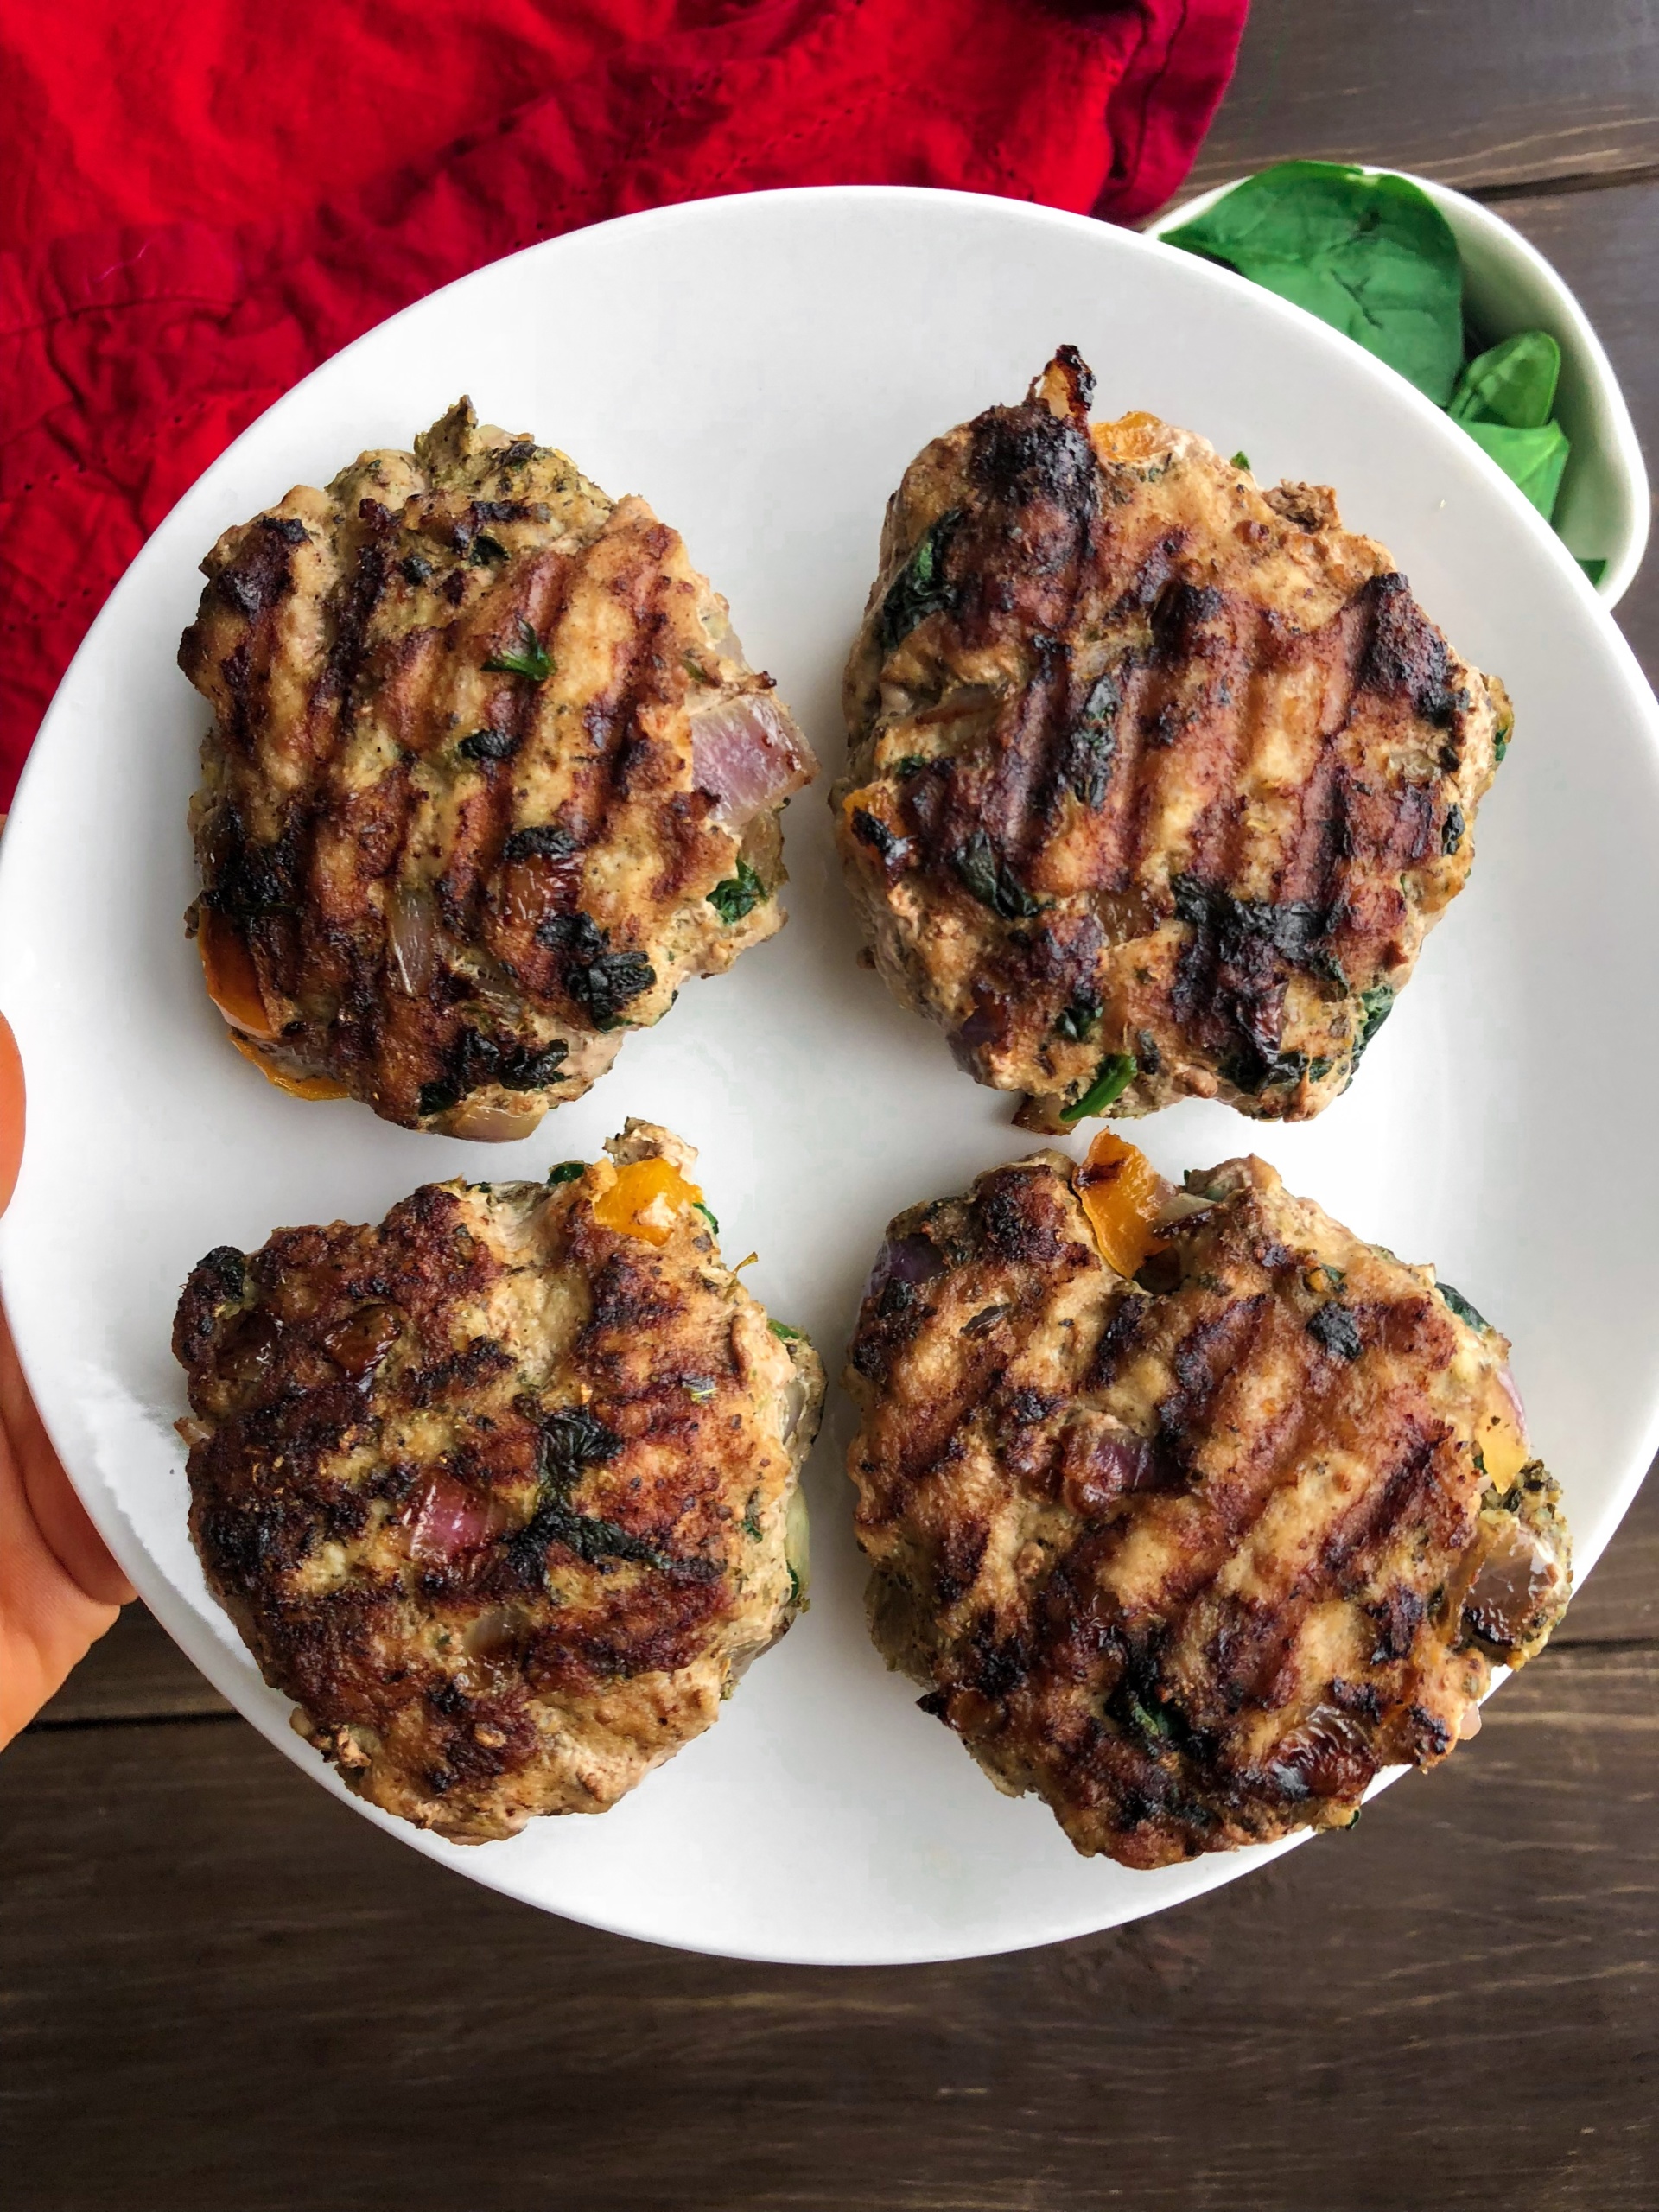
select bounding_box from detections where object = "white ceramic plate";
[3,187,1657,1967]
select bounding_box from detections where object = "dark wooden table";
[8,5,1659,2203]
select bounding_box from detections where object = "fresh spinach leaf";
[707,860,767,925]
[1163,162,1464,404]
[1449,330,1560,429]
[1059,1052,1137,1122]
[546,1160,586,1185]
[1459,418,1570,520]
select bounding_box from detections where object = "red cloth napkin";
[0,0,1245,804]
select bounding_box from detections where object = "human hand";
[0,1294,135,1745]
[0,995,133,1741]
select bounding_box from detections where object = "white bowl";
[1146,169,1649,607]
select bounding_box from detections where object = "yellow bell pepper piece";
[1478,1374,1531,1488]
[230,1031,353,1101]
[1075,1129,1169,1281]
[592,1155,704,1246]
[200,909,278,1039]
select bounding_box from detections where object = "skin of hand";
[0,1296,134,1745]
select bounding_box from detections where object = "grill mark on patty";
[524,1573,731,1690]
[607,562,680,804]
[1093,642,1161,897]
[566,531,660,790]
[929,385,1103,882]
[1271,592,1377,918]
[1275,734,1351,926]
[988,638,1077,873]
[1174,1394,1455,1730]
[321,535,392,722]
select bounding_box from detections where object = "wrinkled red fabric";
[0,0,1245,802]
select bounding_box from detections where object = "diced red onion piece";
[1460,1525,1554,1650]
[779,1376,808,1446]
[442,1099,545,1142]
[1497,1365,1528,1442]
[917,683,998,727]
[949,995,1010,1071]
[463,1604,525,1659]
[1062,1428,1158,1519]
[863,1233,945,1306]
[387,884,438,996]
[408,1474,496,1561]
[690,694,815,828]
[1266,1704,1374,1802]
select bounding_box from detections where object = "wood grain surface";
[9,1643,1658,2212]
[8,7,1659,2206]
[1190,0,1659,192]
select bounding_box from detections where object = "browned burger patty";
[843,1141,1569,1867]
[181,402,816,1137]
[173,1122,823,1841]
[835,349,1509,1129]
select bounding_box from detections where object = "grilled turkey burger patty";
[844,1139,1568,1867]
[836,350,1508,1128]
[181,402,816,1137]
[174,1122,823,1842]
